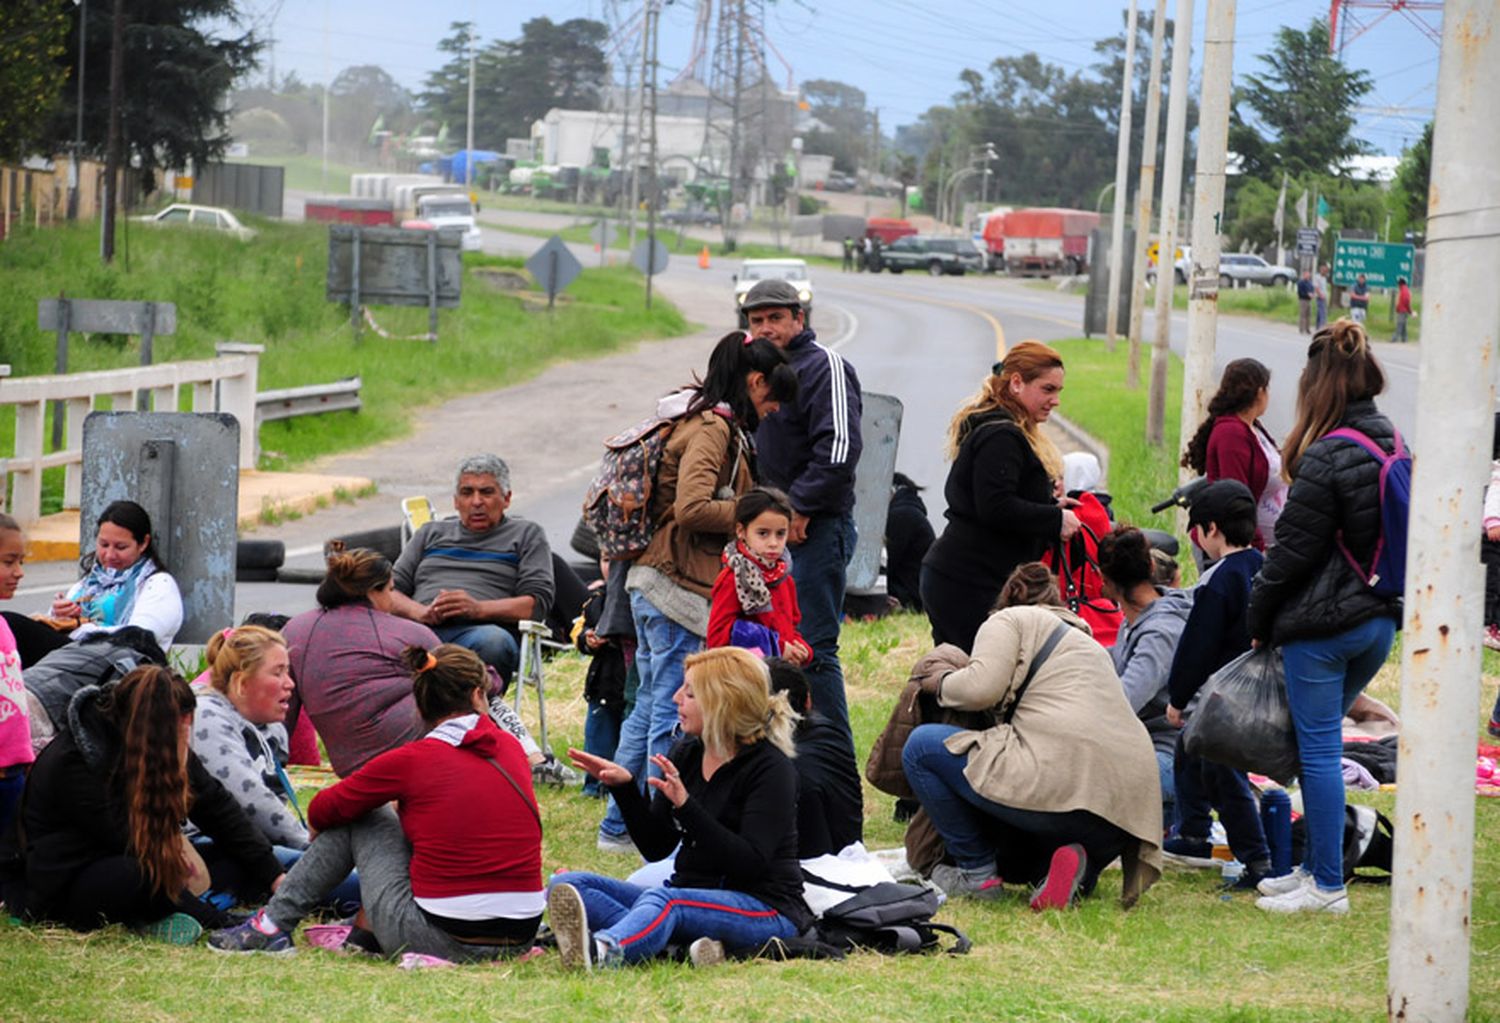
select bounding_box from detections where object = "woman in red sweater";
[1180,358,1287,550]
[209,644,544,959]
[706,487,811,665]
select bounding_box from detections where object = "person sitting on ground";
[220,612,319,767]
[209,644,545,959]
[884,473,935,612]
[1098,527,1194,826]
[707,487,811,664]
[1063,452,1114,520]
[1163,480,1277,889]
[0,666,284,942]
[901,563,1163,909]
[0,514,29,838]
[282,546,551,781]
[1150,548,1182,589]
[766,656,863,859]
[46,500,183,653]
[22,626,166,754]
[386,455,554,684]
[552,646,811,969]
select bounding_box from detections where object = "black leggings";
[51,846,257,932]
[2,612,70,668]
[918,563,1001,653]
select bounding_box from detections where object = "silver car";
[1218,253,1295,287]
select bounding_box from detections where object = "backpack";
[1043,496,1123,646]
[811,880,971,956]
[581,414,678,561]
[1289,804,1394,882]
[1325,427,1410,599]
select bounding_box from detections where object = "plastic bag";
[1181,647,1301,784]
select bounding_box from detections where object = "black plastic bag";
[1181,647,1301,784]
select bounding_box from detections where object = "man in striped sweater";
[744,279,863,750]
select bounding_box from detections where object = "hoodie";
[307,712,543,905]
[1110,588,1194,756]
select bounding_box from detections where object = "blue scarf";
[70,557,156,627]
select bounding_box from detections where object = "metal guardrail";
[255,377,362,424]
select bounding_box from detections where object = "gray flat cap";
[741,278,804,311]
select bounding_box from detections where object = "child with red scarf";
[707,488,811,665]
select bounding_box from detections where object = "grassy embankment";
[0,219,685,512]
[3,330,1497,1022]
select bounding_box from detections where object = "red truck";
[303,197,396,226]
[864,217,917,245]
[1003,207,1100,277]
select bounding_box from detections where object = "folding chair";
[400,495,435,545]
[512,618,570,758]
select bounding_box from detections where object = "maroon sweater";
[308,714,542,900]
[1204,414,1275,549]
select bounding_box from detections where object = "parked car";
[879,235,982,276]
[136,203,255,240]
[733,259,814,326]
[1217,253,1295,287]
[662,206,721,226]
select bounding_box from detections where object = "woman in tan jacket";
[902,564,1164,908]
[597,331,798,852]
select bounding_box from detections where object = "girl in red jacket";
[707,488,811,665]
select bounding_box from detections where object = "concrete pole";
[1126,0,1167,388]
[1105,0,1139,351]
[320,0,329,195]
[465,10,476,193]
[1178,0,1235,486]
[1388,2,1500,1018]
[1146,0,1193,445]
[644,0,659,309]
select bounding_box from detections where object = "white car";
[733,259,814,326]
[137,203,256,240]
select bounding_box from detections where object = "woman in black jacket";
[921,342,1082,651]
[0,666,284,941]
[1248,321,1402,916]
[549,646,810,969]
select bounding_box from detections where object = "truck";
[1002,207,1101,277]
[393,182,481,251]
[864,217,917,245]
[974,207,1013,272]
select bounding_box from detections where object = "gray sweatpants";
[265,806,497,962]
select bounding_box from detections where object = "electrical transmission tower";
[1328,1,1443,55]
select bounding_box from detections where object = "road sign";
[1332,238,1414,288]
[631,237,670,276]
[588,221,617,247]
[1296,228,1320,258]
[526,235,582,310]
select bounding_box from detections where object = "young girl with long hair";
[706,486,811,664]
[1181,358,1286,548]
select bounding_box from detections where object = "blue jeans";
[600,591,702,839]
[548,872,797,962]
[1155,749,1176,826]
[792,511,857,746]
[433,622,519,682]
[582,700,623,798]
[1282,616,1397,890]
[901,724,1127,890]
[1172,738,1270,867]
[1315,298,1328,328]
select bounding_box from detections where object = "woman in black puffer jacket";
[1247,320,1402,917]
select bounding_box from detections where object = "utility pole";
[618,55,633,252]
[1126,0,1168,388]
[100,0,123,264]
[629,0,651,254]
[1105,0,1139,350]
[68,0,86,221]
[1388,2,1499,1018]
[643,0,660,309]
[1146,0,1193,446]
[320,0,329,194]
[465,10,476,193]
[1179,0,1235,485]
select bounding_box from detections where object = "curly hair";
[1180,358,1271,473]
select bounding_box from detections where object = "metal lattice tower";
[1328,1,1443,55]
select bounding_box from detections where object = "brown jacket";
[939,604,1164,907]
[635,409,753,597]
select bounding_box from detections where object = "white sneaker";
[1256,883,1349,915]
[596,831,638,855]
[548,883,592,970]
[688,937,726,967]
[1256,866,1313,897]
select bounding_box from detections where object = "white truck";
[393,182,482,252]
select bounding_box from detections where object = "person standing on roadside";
[744,278,863,749]
[1348,273,1370,324]
[1314,263,1330,329]
[1296,270,1315,334]
[1393,277,1412,343]
[842,237,855,273]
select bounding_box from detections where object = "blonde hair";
[1281,319,1387,481]
[944,341,1064,478]
[682,647,798,759]
[206,625,287,697]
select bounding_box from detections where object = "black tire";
[927,261,943,277]
[237,539,285,571]
[276,566,328,586]
[326,525,403,562]
[889,266,903,274]
[237,566,280,583]
[1271,274,1290,287]
[570,516,601,561]
[1140,528,1179,556]
[1219,273,1233,288]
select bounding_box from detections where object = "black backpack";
[811,880,971,955]
[1289,805,1394,882]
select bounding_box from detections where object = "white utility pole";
[465,10,476,192]
[1389,2,1500,1018]
[320,0,329,194]
[643,0,660,309]
[1126,0,1167,388]
[628,0,649,254]
[1105,0,1139,350]
[1146,0,1193,446]
[1178,0,1235,483]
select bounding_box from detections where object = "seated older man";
[388,454,554,682]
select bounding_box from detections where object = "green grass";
[3,610,1498,1022]
[0,219,685,505]
[1167,284,1423,342]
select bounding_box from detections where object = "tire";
[237,539,285,571]
[1272,274,1290,287]
[570,516,600,561]
[927,261,943,277]
[326,525,403,562]
[890,266,903,274]
[276,566,328,586]
[1219,273,1233,288]
[237,566,281,583]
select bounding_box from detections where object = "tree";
[1227,18,1372,181]
[44,1,260,190]
[0,2,69,162]
[1390,121,1432,228]
[801,79,871,173]
[330,64,411,147]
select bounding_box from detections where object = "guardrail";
[255,377,362,424]
[0,343,263,525]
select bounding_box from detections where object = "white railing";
[0,343,263,525]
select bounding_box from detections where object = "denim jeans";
[548,872,797,962]
[599,591,702,839]
[1282,615,1397,890]
[433,622,519,682]
[792,511,857,746]
[901,724,1128,891]
[582,700,623,797]
[1155,749,1176,826]
[1172,737,1270,867]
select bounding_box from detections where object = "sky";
[245,0,1441,156]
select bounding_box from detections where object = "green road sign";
[1332,239,1415,288]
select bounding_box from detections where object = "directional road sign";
[631,237,670,276]
[526,235,583,309]
[1332,239,1414,288]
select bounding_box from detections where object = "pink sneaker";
[302,925,353,952]
[1483,625,1500,651]
[1030,844,1089,911]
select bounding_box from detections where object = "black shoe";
[893,798,918,823]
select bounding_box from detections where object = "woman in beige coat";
[902,564,1164,908]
